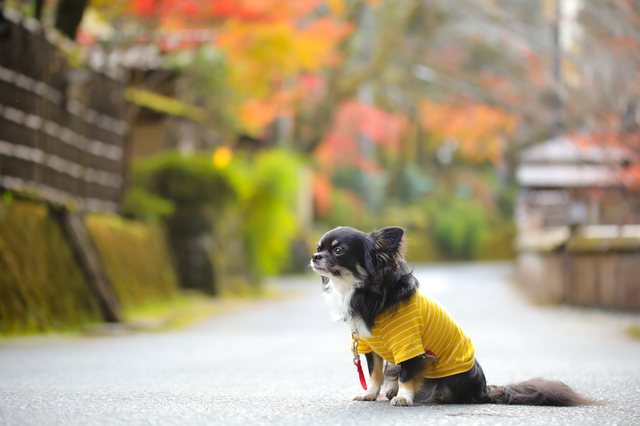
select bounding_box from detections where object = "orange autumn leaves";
[218,17,352,134]
[213,3,353,134]
[214,2,353,134]
[129,0,354,134]
[419,99,517,164]
[128,0,518,167]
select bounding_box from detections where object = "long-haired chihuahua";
[311,226,597,407]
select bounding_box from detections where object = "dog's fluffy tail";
[487,378,600,406]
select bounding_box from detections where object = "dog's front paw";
[385,387,398,399]
[353,390,379,401]
[390,388,414,406]
[390,395,413,406]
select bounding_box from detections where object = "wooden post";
[58,209,124,323]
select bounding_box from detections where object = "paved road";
[1,262,640,425]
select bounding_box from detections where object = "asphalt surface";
[1,262,640,425]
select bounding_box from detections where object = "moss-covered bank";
[85,213,179,313]
[0,199,181,336]
[0,200,102,335]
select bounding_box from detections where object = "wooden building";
[515,136,640,310]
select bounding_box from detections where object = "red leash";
[351,332,367,390]
[354,358,367,390]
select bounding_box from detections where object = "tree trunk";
[54,0,89,40]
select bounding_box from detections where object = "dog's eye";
[333,247,344,255]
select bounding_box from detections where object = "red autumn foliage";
[315,100,406,173]
[129,0,324,23]
[312,171,333,218]
[568,123,640,191]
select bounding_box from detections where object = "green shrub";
[126,152,237,293]
[126,149,303,291]
[404,231,440,263]
[132,153,236,215]
[121,187,175,223]
[425,195,489,260]
[320,187,368,230]
[235,150,302,278]
[476,222,516,260]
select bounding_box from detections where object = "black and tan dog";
[311,226,597,406]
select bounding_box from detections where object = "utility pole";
[550,0,563,137]
[358,4,375,161]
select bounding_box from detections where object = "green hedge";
[0,200,102,335]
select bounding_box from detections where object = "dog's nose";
[312,253,323,262]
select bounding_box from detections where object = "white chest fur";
[322,277,372,338]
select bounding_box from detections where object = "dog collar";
[351,332,367,390]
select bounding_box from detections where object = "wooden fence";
[517,225,640,310]
[0,9,128,212]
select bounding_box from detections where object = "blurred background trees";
[3,0,639,292]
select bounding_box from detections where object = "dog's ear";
[362,237,376,277]
[370,227,405,259]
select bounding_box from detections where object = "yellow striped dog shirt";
[355,290,475,379]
